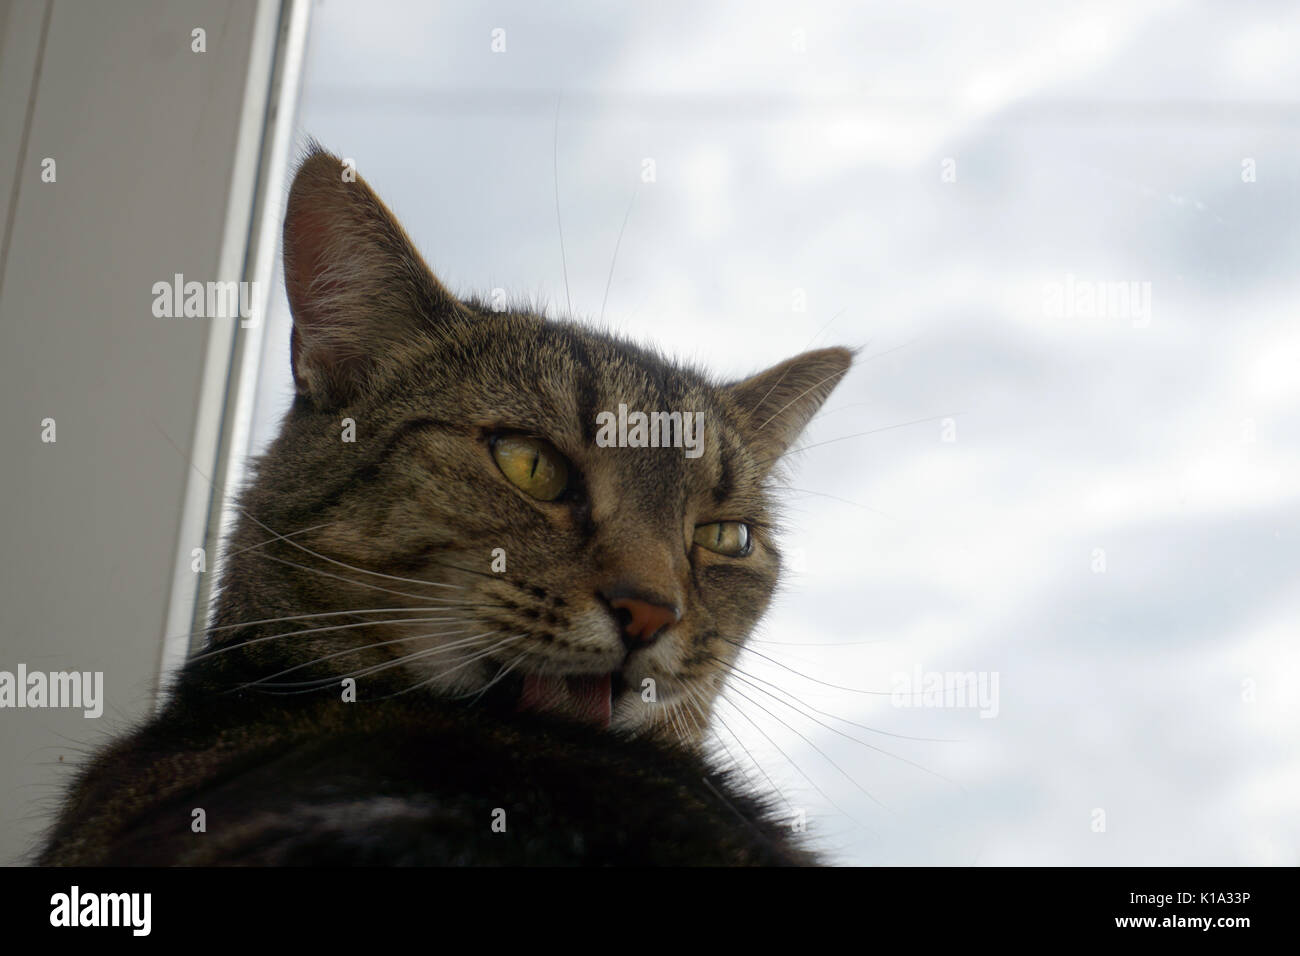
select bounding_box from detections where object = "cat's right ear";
[724,346,854,466]
[282,142,464,408]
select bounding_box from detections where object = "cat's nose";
[603,589,680,648]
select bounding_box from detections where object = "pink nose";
[608,596,680,646]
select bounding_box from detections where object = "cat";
[37,143,852,865]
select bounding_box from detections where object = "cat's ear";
[282,142,463,407]
[724,347,854,464]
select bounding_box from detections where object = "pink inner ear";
[279,146,467,402]
[284,203,360,390]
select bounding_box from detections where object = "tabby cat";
[39,144,852,865]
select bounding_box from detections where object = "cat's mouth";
[517,671,624,729]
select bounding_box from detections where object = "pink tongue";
[519,674,612,728]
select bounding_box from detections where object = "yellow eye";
[693,521,751,556]
[491,435,569,501]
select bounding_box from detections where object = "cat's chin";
[518,672,614,729]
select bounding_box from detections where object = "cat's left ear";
[724,347,854,464]
[282,142,464,408]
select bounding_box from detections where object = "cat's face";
[216,145,850,745]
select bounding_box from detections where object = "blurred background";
[2,0,1296,865]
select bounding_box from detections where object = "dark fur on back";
[38,144,851,865]
[41,665,810,865]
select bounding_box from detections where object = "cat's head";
[213,143,851,744]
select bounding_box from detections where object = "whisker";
[814,334,928,383]
[151,422,476,595]
[463,648,531,704]
[750,365,793,424]
[244,631,509,694]
[371,633,530,701]
[677,684,709,743]
[716,656,959,744]
[553,95,571,315]
[248,551,451,601]
[190,605,479,646]
[799,308,848,352]
[715,691,862,828]
[723,638,894,695]
[411,554,511,584]
[698,774,793,857]
[666,703,691,749]
[713,657,963,787]
[240,512,463,591]
[725,683,892,816]
[221,521,337,560]
[242,511,511,588]
[235,631,489,691]
[708,706,797,815]
[780,487,897,521]
[758,412,963,469]
[191,614,470,663]
[757,368,857,433]
[236,626,479,687]
[598,184,638,326]
[750,638,893,647]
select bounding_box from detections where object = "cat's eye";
[491,435,569,501]
[693,521,751,557]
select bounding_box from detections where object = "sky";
[244,0,1300,864]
